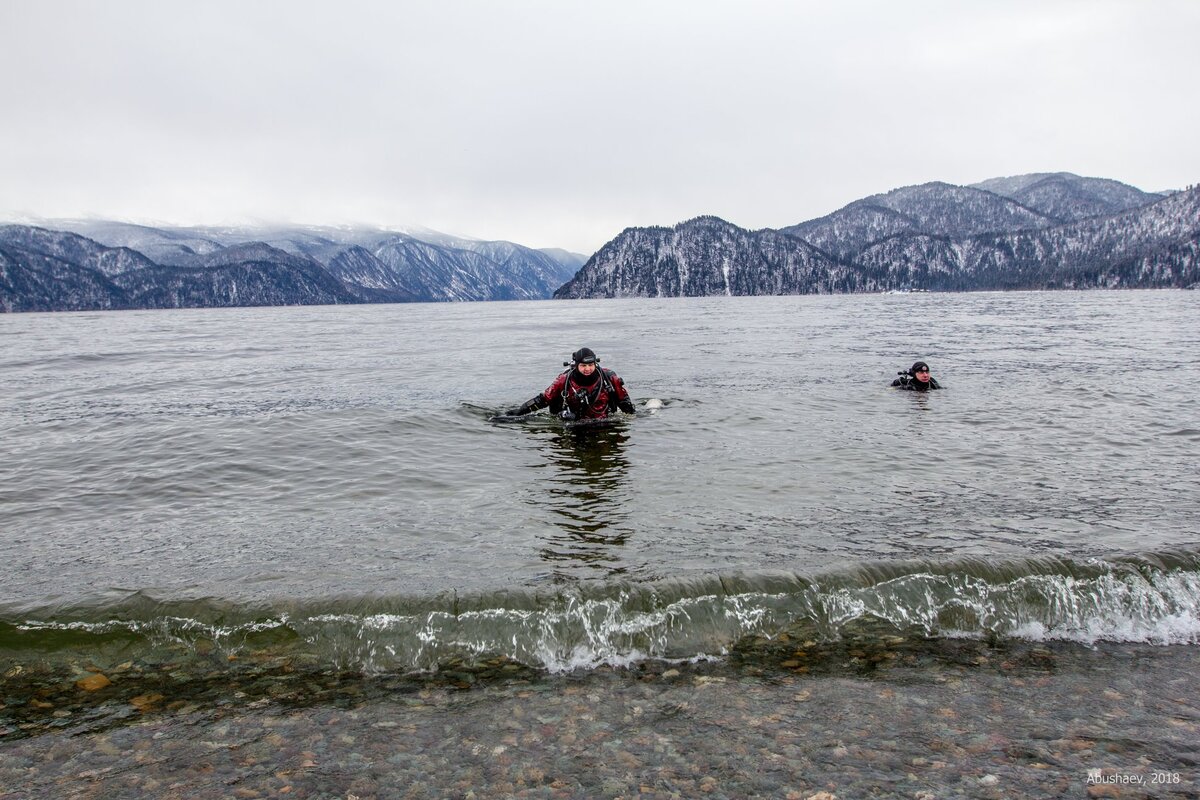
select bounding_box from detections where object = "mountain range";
[3,172,1197,312]
[555,173,1199,298]
[0,222,585,312]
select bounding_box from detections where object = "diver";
[892,360,942,391]
[505,347,636,420]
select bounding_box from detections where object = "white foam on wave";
[14,561,1200,674]
[822,565,1200,647]
[1006,611,1200,645]
[283,590,795,673]
[18,615,288,639]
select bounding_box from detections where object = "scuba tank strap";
[599,367,615,395]
[600,368,620,411]
[558,366,574,403]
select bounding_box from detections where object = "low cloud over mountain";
[0,223,583,312]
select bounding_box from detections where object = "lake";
[2,290,1198,798]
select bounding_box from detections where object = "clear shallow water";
[3,291,1200,796]
[3,641,1198,800]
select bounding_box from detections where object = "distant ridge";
[970,172,1170,223]
[4,173,1195,312]
[781,182,1058,260]
[556,174,1199,298]
[0,222,586,312]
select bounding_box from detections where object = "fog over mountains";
[2,173,1196,312]
[0,223,585,312]
[556,173,1199,298]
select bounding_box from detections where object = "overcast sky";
[2,1,1197,254]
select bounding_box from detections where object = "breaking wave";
[4,549,1199,675]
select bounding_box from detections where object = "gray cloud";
[2,0,1196,254]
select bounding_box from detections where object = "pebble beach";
[4,637,1198,799]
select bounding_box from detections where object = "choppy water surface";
[2,291,1199,797]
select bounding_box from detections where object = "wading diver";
[891,360,942,391]
[505,347,636,420]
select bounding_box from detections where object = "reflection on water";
[529,423,633,578]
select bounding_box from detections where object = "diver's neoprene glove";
[506,396,547,416]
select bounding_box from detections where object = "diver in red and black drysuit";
[506,347,636,420]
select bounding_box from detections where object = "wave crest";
[5,550,1198,674]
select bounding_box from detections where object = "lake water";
[2,291,1199,798]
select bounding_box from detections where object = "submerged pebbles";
[1,639,1198,799]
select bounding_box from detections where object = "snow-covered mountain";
[776,173,1174,263]
[0,225,159,278]
[0,221,585,312]
[32,220,228,266]
[555,217,858,298]
[559,178,1199,298]
[5,173,1192,312]
[781,182,1058,259]
[969,172,1167,224]
[0,227,361,312]
[847,184,1200,291]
